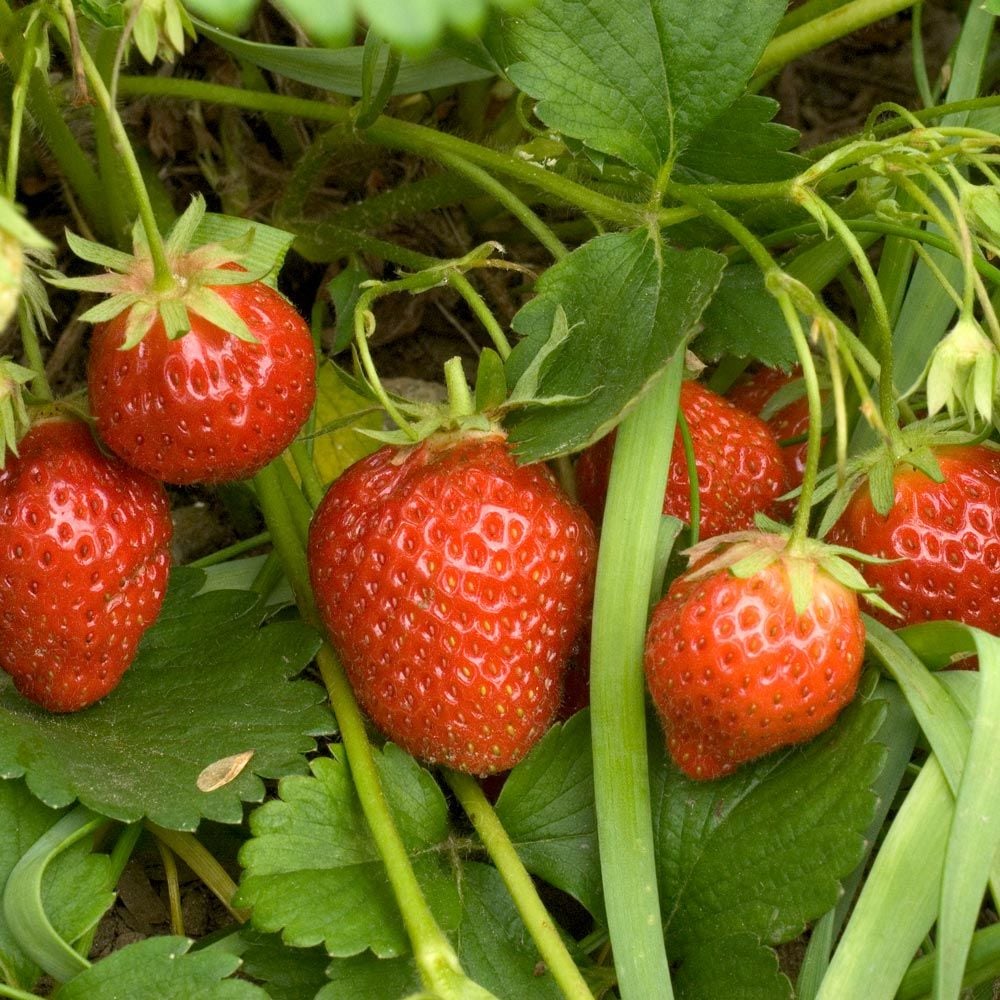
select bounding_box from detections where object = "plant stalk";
[444,770,595,1000]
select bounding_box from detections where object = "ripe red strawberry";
[0,418,172,711]
[727,366,813,487]
[826,444,1000,630]
[88,272,315,485]
[307,431,597,775]
[575,380,789,538]
[644,543,865,780]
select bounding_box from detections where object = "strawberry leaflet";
[651,687,887,1000]
[55,936,267,999]
[0,781,113,993]
[0,568,334,830]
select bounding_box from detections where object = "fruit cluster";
[8,247,997,791]
[0,264,316,711]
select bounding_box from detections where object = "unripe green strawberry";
[308,431,597,775]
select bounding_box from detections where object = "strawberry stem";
[53,0,175,293]
[444,769,595,1000]
[448,272,513,359]
[252,459,496,998]
[434,149,568,261]
[590,352,683,1000]
[145,824,249,922]
[665,184,825,548]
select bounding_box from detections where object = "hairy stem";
[444,770,595,1000]
[52,1,174,289]
[253,460,492,998]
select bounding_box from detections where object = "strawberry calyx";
[46,195,270,349]
[810,416,996,533]
[681,525,898,618]
[0,357,37,468]
[350,355,501,447]
[910,316,999,429]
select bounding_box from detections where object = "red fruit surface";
[575,380,788,539]
[308,432,597,775]
[644,556,865,781]
[827,445,1000,630]
[728,366,812,487]
[88,276,316,484]
[0,419,172,711]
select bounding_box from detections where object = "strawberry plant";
[0,0,999,998]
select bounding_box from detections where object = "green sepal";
[64,229,136,272]
[866,456,897,518]
[77,293,144,324]
[121,302,159,350]
[729,547,780,580]
[475,349,508,412]
[160,298,192,340]
[785,556,816,617]
[0,358,36,468]
[47,273,133,296]
[184,287,255,342]
[902,446,943,484]
[165,195,208,257]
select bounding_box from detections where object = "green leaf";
[0,783,112,991]
[935,631,1000,999]
[235,743,460,958]
[451,862,563,999]
[0,568,333,830]
[503,230,724,461]
[54,936,267,999]
[328,260,370,353]
[675,95,805,184]
[318,953,420,999]
[494,711,603,920]
[191,213,295,289]
[195,21,497,95]
[693,263,798,369]
[496,0,786,174]
[236,930,332,1000]
[650,689,887,1000]
[475,348,508,412]
[289,362,382,487]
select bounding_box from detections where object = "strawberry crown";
[682,522,898,619]
[809,416,996,535]
[46,196,270,350]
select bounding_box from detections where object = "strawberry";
[307,431,597,775]
[826,444,1000,631]
[87,271,315,485]
[51,198,316,485]
[644,537,866,780]
[0,418,172,711]
[727,366,814,487]
[575,380,789,538]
